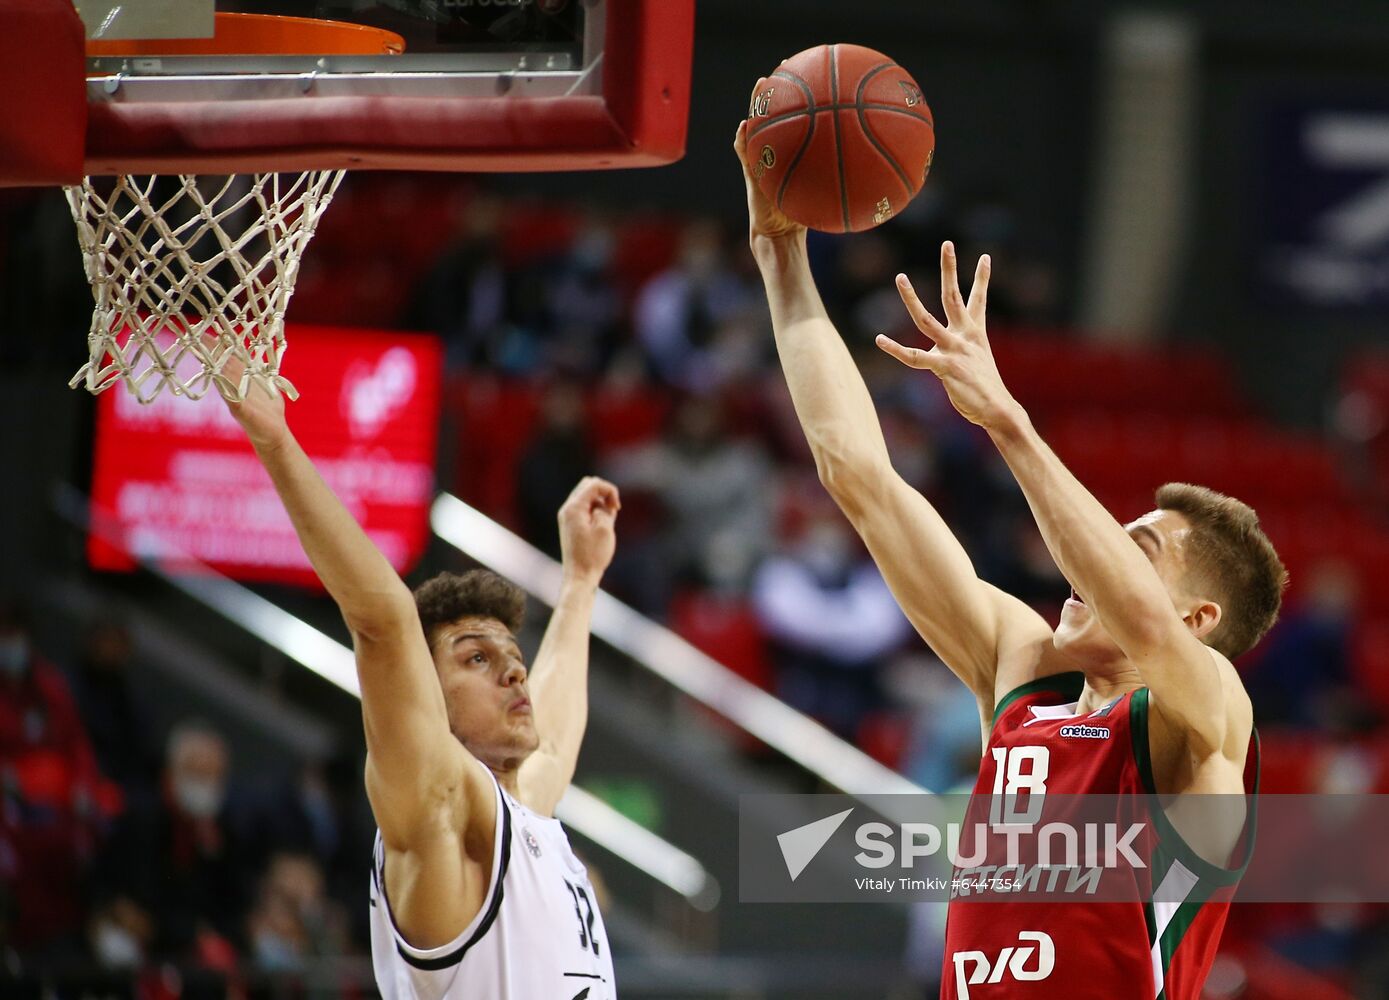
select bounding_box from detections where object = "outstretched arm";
[878,247,1228,755]
[224,376,491,946]
[736,116,1055,711]
[518,477,619,816]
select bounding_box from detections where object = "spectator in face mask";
[245,852,348,973]
[750,511,914,737]
[0,599,110,958]
[86,896,154,973]
[93,721,247,967]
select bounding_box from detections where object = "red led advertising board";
[89,325,443,587]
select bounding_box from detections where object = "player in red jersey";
[736,120,1286,999]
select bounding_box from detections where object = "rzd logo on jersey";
[952,930,1054,998]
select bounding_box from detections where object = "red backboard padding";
[83,0,695,175]
[0,0,86,187]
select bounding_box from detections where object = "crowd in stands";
[6,172,1389,994]
[0,601,373,990]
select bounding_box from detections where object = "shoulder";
[1143,648,1254,794]
[368,745,499,857]
[373,765,509,958]
[1212,648,1254,753]
[1149,647,1252,748]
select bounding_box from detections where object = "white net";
[65,170,345,403]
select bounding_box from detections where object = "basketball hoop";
[65,14,401,403]
[4,1,695,400]
[66,170,344,402]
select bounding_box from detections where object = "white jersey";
[370,772,616,1000]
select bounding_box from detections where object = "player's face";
[1053,510,1196,662]
[432,615,539,769]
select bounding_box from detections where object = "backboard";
[0,0,695,183]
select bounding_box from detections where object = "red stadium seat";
[1254,730,1323,794]
[667,590,772,691]
[856,711,912,770]
[991,329,1249,422]
[667,590,774,754]
[610,217,681,301]
[449,374,543,526]
[587,384,671,456]
[1351,618,1389,714]
[497,201,580,267]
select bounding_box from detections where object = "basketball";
[746,44,935,234]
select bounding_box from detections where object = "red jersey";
[941,672,1258,1000]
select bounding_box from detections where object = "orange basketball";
[746,44,935,234]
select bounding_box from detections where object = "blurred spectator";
[95,721,246,966]
[541,211,624,374]
[516,380,597,557]
[605,395,773,612]
[1244,560,1360,729]
[71,620,159,799]
[246,852,348,972]
[229,754,376,948]
[405,195,520,369]
[634,220,759,391]
[86,895,153,973]
[750,511,913,736]
[0,599,111,958]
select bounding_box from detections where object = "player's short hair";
[414,570,526,647]
[1155,483,1288,659]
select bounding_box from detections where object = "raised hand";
[733,80,806,247]
[876,242,1019,430]
[557,476,620,587]
[216,352,291,453]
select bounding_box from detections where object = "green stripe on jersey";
[1128,688,1257,887]
[990,671,1085,729]
[1154,892,1208,1000]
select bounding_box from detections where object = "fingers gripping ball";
[747,44,935,234]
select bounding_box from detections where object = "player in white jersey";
[223,367,620,999]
